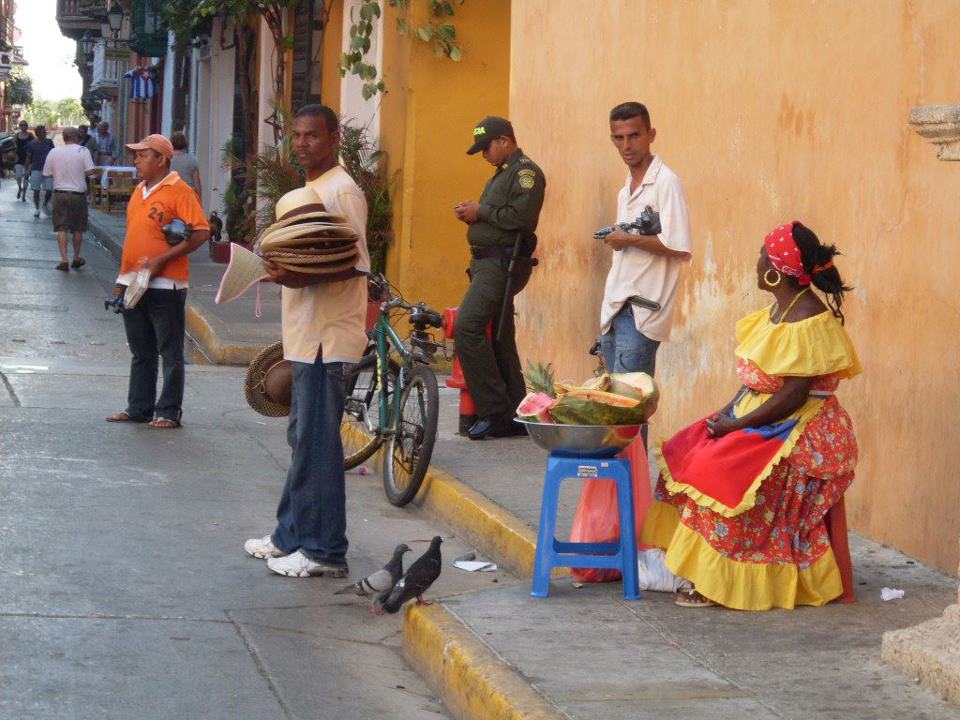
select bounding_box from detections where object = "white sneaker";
[243,534,286,560]
[266,550,349,578]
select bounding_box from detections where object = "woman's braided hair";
[791,222,853,324]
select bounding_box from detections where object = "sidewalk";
[88,207,960,719]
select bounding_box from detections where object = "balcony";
[90,41,122,97]
[56,0,108,40]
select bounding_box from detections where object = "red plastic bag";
[569,439,653,582]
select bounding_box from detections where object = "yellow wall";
[379,0,511,313]
[510,0,960,574]
[320,1,344,113]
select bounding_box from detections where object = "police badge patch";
[518,168,535,189]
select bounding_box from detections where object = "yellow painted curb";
[403,603,564,720]
[342,424,558,580]
[414,465,544,579]
[185,305,263,366]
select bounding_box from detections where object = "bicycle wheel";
[341,353,396,469]
[381,365,439,507]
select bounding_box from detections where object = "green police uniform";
[454,148,546,422]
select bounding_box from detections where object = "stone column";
[880,104,960,704]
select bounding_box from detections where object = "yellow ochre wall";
[320,0,344,113]
[379,0,512,313]
[510,0,960,574]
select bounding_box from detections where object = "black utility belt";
[54,190,86,195]
[470,245,514,260]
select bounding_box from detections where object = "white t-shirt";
[600,155,692,342]
[42,144,94,192]
[280,165,371,365]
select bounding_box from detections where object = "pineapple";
[524,361,556,397]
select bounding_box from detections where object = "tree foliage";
[23,98,56,127]
[56,97,85,127]
[5,70,33,108]
[339,0,465,100]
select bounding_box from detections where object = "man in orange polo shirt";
[106,134,210,429]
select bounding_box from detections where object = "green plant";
[5,70,33,107]
[339,0,465,100]
[221,138,257,246]
[339,120,397,274]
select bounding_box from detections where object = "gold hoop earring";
[764,269,782,288]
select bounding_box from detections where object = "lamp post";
[79,30,95,63]
[101,4,126,48]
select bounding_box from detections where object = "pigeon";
[335,543,410,597]
[377,536,443,615]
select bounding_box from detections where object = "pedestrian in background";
[95,121,118,166]
[24,126,54,219]
[14,120,34,202]
[453,116,545,440]
[77,124,98,158]
[105,134,210,429]
[169,131,202,199]
[41,127,96,271]
[598,102,691,377]
[244,104,370,579]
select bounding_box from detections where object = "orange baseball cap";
[125,134,174,160]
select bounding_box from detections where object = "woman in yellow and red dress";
[641,221,861,610]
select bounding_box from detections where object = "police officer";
[453,116,546,440]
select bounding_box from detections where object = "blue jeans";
[271,358,349,566]
[122,288,187,422]
[598,304,661,375]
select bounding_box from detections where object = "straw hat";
[214,187,361,305]
[244,341,291,417]
[215,243,269,305]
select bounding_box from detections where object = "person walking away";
[453,116,545,440]
[598,102,692,379]
[41,127,96,271]
[169,131,202,200]
[14,121,34,202]
[105,134,210,429]
[95,121,118,166]
[243,104,370,579]
[23,126,54,218]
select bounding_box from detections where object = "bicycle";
[341,274,443,507]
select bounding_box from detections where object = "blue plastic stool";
[531,452,640,600]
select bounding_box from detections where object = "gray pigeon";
[335,543,410,597]
[377,536,443,614]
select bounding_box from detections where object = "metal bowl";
[516,420,642,457]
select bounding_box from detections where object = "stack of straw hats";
[257,188,359,274]
[214,187,360,305]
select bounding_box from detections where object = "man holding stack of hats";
[243,105,370,579]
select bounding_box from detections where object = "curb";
[87,213,262,367]
[413,464,559,580]
[343,425,547,580]
[403,603,564,720]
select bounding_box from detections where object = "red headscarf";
[764,221,813,285]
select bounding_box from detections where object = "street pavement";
[8,181,960,720]
[0,183,510,719]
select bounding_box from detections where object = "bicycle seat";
[411,306,443,329]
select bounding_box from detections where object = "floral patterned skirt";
[641,398,857,610]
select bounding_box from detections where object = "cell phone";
[626,295,661,311]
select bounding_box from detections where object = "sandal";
[148,418,182,429]
[56,262,69,272]
[675,589,718,608]
[71,258,86,269]
[106,411,150,423]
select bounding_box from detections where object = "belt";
[470,245,512,260]
[53,190,86,195]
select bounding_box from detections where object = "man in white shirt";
[598,102,692,376]
[243,104,369,579]
[42,127,96,272]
